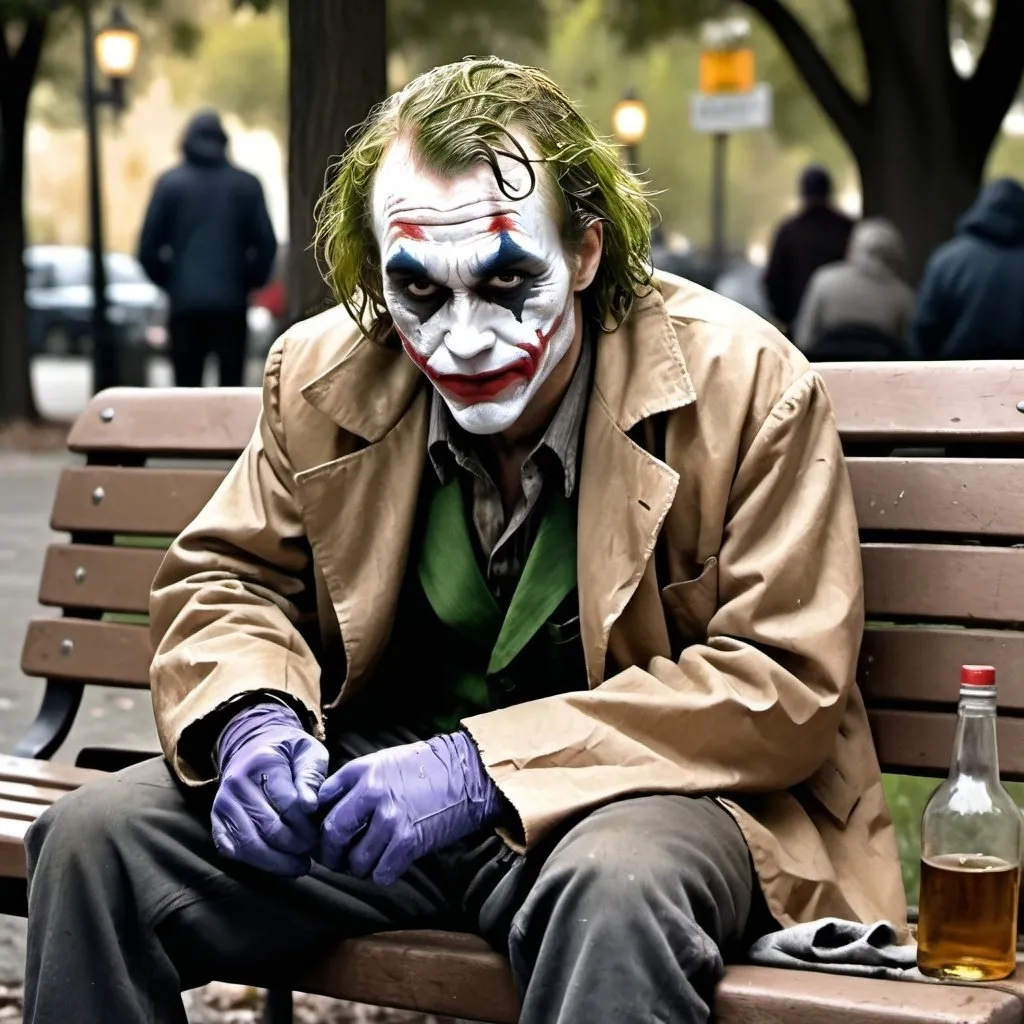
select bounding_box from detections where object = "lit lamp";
[612,90,648,173]
[83,2,142,393]
[94,4,141,110]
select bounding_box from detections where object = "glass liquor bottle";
[918,665,1023,981]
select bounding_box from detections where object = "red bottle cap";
[961,665,997,687]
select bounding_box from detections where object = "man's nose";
[445,323,496,360]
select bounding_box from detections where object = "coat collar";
[298,277,696,440]
[592,281,696,432]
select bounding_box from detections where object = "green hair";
[313,56,656,338]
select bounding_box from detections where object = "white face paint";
[371,135,578,435]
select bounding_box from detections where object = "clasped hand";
[315,731,502,885]
[212,704,500,885]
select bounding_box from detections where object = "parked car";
[25,246,168,356]
[248,242,288,356]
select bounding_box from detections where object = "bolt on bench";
[3,361,1024,1023]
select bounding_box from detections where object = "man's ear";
[572,222,604,292]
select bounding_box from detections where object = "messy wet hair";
[313,57,655,338]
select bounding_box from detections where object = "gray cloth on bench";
[748,918,930,982]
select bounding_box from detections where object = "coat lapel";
[294,333,429,703]
[291,281,698,697]
[577,285,696,684]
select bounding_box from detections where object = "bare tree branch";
[741,0,869,156]
[967,0,1024,152]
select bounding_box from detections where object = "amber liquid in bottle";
[917,665,1023,982]
[917,853,1020,981]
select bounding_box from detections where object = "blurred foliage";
[885,774,1024,905]
[172,4,287,136]
[10,0,1024,253]
[161,0,549,144]
[604,0,867,127]
[883,775,937,903]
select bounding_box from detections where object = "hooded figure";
[793,218,915,359]
[910,178,1024,359]
[137,110,277,386]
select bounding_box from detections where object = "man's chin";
[442,388,532,436]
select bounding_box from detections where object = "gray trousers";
[23,734,757,1024]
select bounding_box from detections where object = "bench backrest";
[19,363,1024,778]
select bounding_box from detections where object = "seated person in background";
[23,57,906,1024]
[793,218,915,361]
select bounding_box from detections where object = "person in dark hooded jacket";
[910,177,1024,359]
[763,164,854,334]
[138,110,277,386]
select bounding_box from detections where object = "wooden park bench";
[3,360,1024,1023]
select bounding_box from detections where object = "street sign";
[690,83,773,134]
[699,48,755,94]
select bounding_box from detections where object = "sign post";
[692,17,771,278]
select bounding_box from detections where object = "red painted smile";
[397,312,566,405]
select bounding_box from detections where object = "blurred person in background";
[910,177,1024,359]
[138,110,277,386]
[764,164,854,335]
[793,218,914,360]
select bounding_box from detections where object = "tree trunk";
[0,15,46,425]
[286,1,387,326]
[858,139,979,283]
[850,0,987,280]
[745,0,1024,282]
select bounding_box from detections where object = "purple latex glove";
[316,731,501,885]
[211,701,328,877]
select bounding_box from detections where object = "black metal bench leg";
[262,989,293,1024]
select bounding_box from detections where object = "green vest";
[355,474,588,736]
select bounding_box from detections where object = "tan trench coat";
[150,272,908,931]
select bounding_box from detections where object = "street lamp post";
[83,2,140,394]
[612,90,648,174]
[699,15,754,279]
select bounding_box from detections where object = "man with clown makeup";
[24,59,905,1024]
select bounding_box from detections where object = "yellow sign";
[699,48,756,95]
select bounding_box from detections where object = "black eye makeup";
[385,249,451,320]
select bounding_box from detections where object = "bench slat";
[0,755,100,789]
[0,780,67,805]
[860,625,1024,708]
[297,930,518,1023]
[21,619,152,687]
[0,819,30,879]
[51,466,226,535]
[715,964,1021,1024]
[68,388,261,456]
[0,799,46,823]
[819,361,1024,443]
[863,543,1024,624]
[39,543,163,614]
[64,366,1024,456]
[871,707,1024,778]
[296,932,1022,1024]
[848,458,1024,536]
